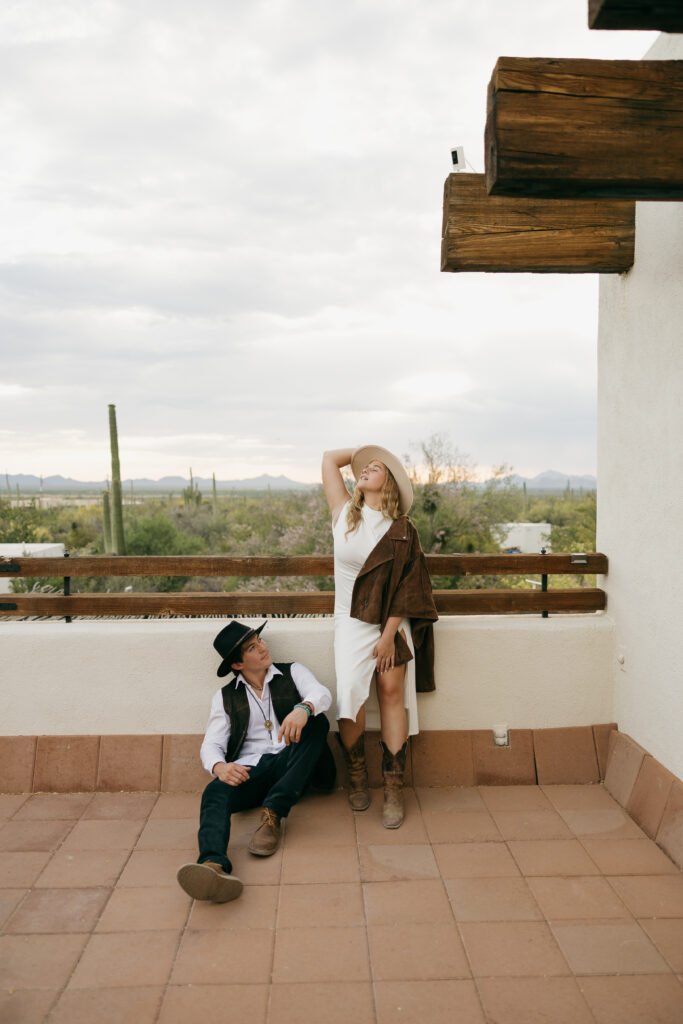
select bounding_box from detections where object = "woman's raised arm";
[321,448,354,522]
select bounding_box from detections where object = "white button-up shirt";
[200,662,332,774]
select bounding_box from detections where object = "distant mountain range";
[4,470,596,494]
[3,473,318,493]
[504,470,597,492]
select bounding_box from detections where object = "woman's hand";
[372,633,396,675]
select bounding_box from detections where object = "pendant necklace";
[246,685,274,740]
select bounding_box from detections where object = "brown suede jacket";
[349,516,438,692]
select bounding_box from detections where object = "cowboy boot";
[380,740,407,829]
[335,733,371,810]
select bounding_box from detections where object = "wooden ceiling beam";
[485,57,683,200]
[441,173,635,273]
[589,0,683,32]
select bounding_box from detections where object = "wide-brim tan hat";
[351,444,414,515]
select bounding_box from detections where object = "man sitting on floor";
[177,619,335,903]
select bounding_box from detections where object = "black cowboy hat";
[213,620,267,678]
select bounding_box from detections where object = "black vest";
[221,662,302,764]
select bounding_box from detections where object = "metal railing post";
[541,547,548,618]
[63,552,71,624]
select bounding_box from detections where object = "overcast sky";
[0,1,654,483]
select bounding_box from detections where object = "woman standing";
[322,445,438,828]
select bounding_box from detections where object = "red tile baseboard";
[473,729,536,786]
[97,735,163,792]
[0,723,618,795]
[33,736,100,793]
[594,730,683,871]
[533,727,600,785]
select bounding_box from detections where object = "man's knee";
[283,712,328,759]
[306,712,330,742]
[201,776,235,812]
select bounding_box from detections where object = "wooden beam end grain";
[485,56,683,200]
[442,173,635,273]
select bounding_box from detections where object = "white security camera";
[450,146,466,171]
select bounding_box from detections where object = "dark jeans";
[197,713,330,874]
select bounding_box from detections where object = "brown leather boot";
[336,733,371,811]
[176,861,243,902]
[248,808,282,856]
[380,740,407,829]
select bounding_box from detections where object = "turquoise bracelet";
[294,703,312,718]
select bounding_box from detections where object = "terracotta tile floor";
[1,785,682,1024]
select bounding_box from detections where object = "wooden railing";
[0,553,607,618]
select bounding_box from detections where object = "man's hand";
[214,761,250,786]
[372,633,396,675]
[278,706,310,746]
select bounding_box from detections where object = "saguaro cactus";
[102,489,113,553]
[108,404,126,554]
[182,468,201,508]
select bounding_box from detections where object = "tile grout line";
[504,837,577,980]
[355,794,379,1024]
[0,793,37,934]
[22,790,91,904]
[264,809,288,1017]
[155,873,196,1024]
[40,789,148,1021]
[146,787,193,1022]
[436,824,491,1023]
[29,738,37,794]
[93,735,102,794]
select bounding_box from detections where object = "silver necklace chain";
[245,685,274,740]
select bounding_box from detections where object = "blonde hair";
[345,465,401,535]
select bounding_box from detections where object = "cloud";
[392,372,473,408]
[0,383,36,398]
[0,1,655,481]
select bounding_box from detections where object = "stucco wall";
[1,615,614,736]
[596,34,683,779]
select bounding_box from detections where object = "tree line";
[1,436,596,596]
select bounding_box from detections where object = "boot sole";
[177,863,243,903]
[247,839,280,857]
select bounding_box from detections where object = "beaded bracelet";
[293,703,312,718]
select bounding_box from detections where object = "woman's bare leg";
[376,665,407,753]
[338,705,366,749]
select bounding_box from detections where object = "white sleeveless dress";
[332,501,419,734]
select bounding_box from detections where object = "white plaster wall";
[596,33,683,780]
[1,615,614,736]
